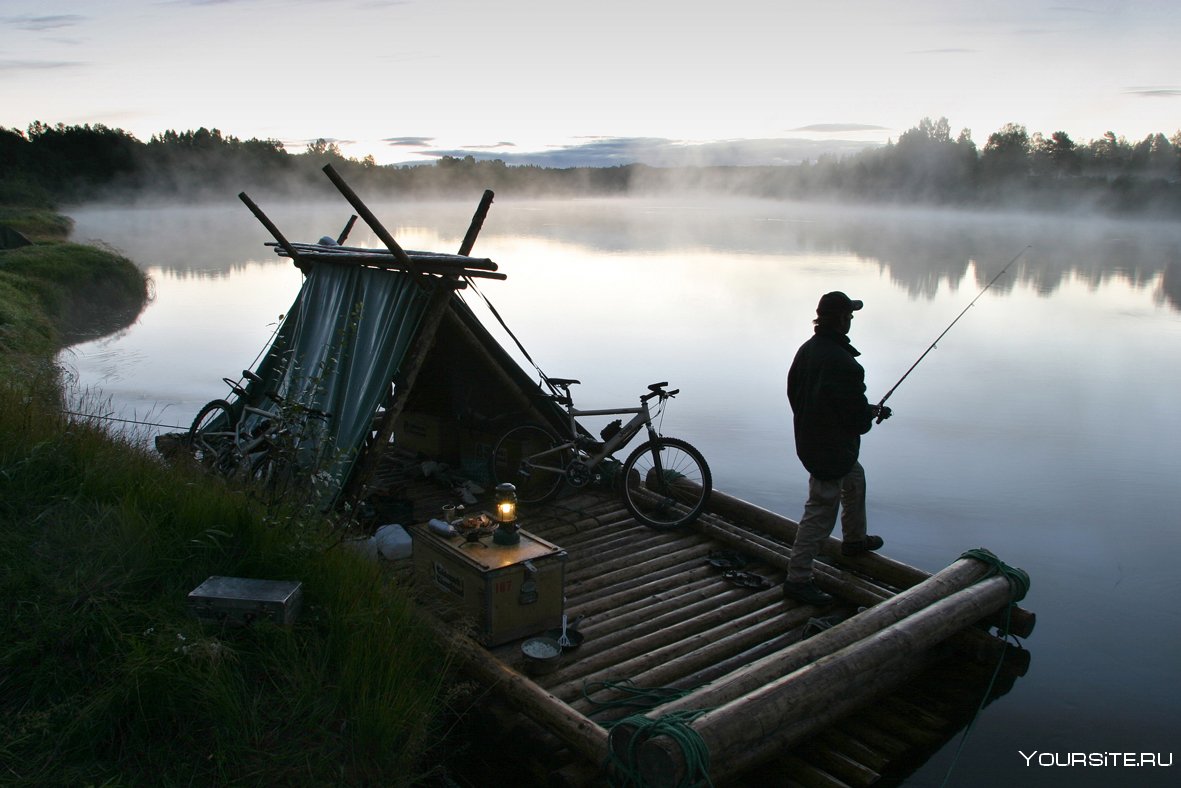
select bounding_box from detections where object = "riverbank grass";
[0,206,73,241]
[0,241,148,355]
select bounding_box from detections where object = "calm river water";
[64,196,1180,786]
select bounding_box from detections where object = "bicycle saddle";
[547,377,580,387]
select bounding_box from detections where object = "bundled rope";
[583,680,713,787]
[960,547,1031,604]
[607,710,713,788]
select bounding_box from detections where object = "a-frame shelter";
[220,166,569,508]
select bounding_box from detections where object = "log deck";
[389,468,1034,787]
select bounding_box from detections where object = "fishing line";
[61,409,186,431]
[876,245,1031,418]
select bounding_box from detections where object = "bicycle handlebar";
[542,377,678,406]
[641,383,677,403]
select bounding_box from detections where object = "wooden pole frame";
[238,192,310,272]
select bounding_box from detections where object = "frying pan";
[544,614,585,650]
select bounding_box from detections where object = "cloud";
[0,59,85,71]
[463,141,517,150]
[406,136,882,168]
[1,14,86,31]
[792,123,890,133]
[908,47,977,54]
[1124,87,1181,99]
[167,1,261,6]
[384,136,434,147]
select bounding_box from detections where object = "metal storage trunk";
[187,576,303,626]
[410,525,566,645]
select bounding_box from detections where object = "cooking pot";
[520,635,563,675]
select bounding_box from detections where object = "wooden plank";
[566,531,702,581]
[438,627,609,767]
[321,164,419,274]
[459,189,495,256]
[571,559,720,618]
[292,253,507,279]
[239,192,310,272]
[630,576,1015,786]
[567,542,714,597]
[547,593,790,701]
[766,754,853,788]
[642,557,993,719]
[571,613,816,719]
[795,744,879,787]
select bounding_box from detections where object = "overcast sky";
[2,0,1178,167]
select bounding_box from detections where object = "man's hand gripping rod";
[875,245,1031,423]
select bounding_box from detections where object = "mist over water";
[64,196,1180,786]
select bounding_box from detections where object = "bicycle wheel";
[621,436,712,530]
[188,399,235,472]
[242,450,296,501]
[490,424,571,504]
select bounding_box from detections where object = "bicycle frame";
[232,403,280,458]
[523,397,658,476]
[493,379,710,527]
[196,401,279,470]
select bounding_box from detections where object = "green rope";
[583,679,695,718]
[960,547,1031,605]
[583,680,713,787]
[607,711,713,788]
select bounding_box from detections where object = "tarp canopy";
[213,262,433,503]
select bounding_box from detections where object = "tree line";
[1,118,1179,217]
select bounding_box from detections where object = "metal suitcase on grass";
[187,576,303,626]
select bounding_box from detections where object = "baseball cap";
[816,291,864,315]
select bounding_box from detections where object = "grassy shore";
[1,217,456,785]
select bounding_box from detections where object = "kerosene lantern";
[492,482,520,545]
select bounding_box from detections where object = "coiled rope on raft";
[581,680,713,787]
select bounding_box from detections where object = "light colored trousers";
[786,461,867,583]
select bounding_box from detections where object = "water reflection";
[69,198,1181,309]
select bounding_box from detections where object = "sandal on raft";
[722,570,772,590]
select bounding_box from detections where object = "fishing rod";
[875,244,1031,422]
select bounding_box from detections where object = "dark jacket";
[787,327,875,480]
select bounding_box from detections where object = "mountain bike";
[188,370,331,487]
[490,378,711,530]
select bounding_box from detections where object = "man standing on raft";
[784,291,891,606]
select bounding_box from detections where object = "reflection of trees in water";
[807,211,1181,311]
[70,199,1181,310]
[491,201,1181,311]
[67,200,480,278]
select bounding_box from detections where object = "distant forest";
[2,117,1179,217]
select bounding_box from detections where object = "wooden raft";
[395,474,1034,787]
